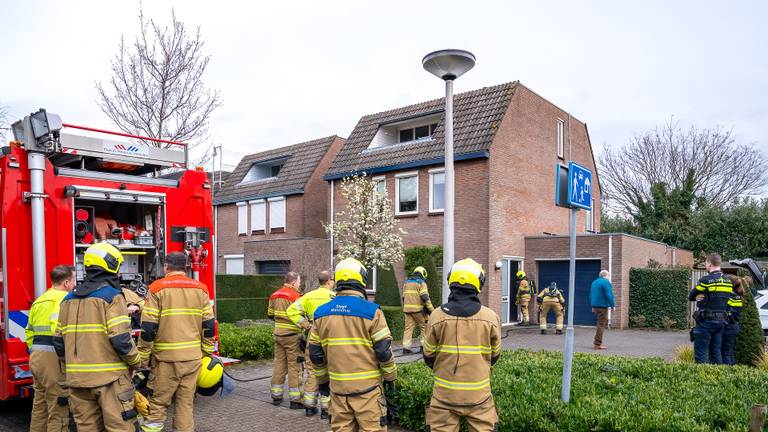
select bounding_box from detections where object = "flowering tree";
[325,175,405,270]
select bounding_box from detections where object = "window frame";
[557,118,565,159]
[268,196,287,232]
[249,199,266,233]
[236,202,248,235]
[394,171,419,216]
[223,254,245,275]
[585,198,594,233]
[372,175,387,196]
[428,168,445,214]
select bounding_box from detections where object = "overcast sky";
[1,0,766,169]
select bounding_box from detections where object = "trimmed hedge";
[404,245,443,308]
[392,350,768,432]
[215,274,283,322]
[218,323,274,360]
[735,289,766,366]
[375,266,401,307]
[381,305,424,342]
[629,267,690,329]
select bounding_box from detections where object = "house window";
[256,260,290,275]
[236,202,248,235]
[224,255,244,275]
[429,169,445,213]
[557,119,565,159]
[250,199,266,233]
[398,123,438,144]
[373,176,386,196]
[269,197,286,232]
[585,199,595,233]
[395,172,418,215]
[241,158,287,184]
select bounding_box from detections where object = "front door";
[501,258,522,324]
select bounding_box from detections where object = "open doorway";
[501,257,523,325]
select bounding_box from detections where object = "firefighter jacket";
[402,277,434,313]
[688,271,733,313]
[53,273,141,388]
[268,284,302,336]
[287,286,336,331]
[423,287,501,406]
[308,290,397,395]
[26,288,68,352]
[138,272,215,363]
[538,287,565,304]
[515,279,532,303]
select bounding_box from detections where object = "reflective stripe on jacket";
[268,285,301,335]
[688,271,733,313]
[138,272,215,363]
[516,279,532,301]
[26,288,68,350]
[287,287,335,330]
[538,288,565,304]
[402,278,434,313]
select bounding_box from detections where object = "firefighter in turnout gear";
[26,265,76,432]
[422,258,501,432]
[402,266,434,354]
[287,270,336,418]
[268,271,303,407]
[514,270,532,325]
[538,282,565,335]
[53,242,142,432]
[309,258,397,431]
[689,253,734,364]
[138,252,215,432]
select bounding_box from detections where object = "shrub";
[735,289,766,366]
[630,314,647,328]
[215,274,283,322]
[629,268,690,329]
[404,245,443,308]
[375,266,401,307]
[674,344,694,363]
[218,323,274,360]
[381,305,406,342]
[392,349,768,432]
[661,316,677,331]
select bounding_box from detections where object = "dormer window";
[399,123,438,143]
[241,158,287,184]
[367,112,442,150]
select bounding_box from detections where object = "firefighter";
[537,282,565,335]
[268,271,303,408]
[422,258,501,432]
[286,270,336,418]
[515,270,532,325]
[138,252,215,432]
[53,242,142,432]
[309,258,397,432]
[26,265,76,432]
[401,266,434,354]
[689,253,734,364]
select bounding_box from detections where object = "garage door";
[537,260,601,325]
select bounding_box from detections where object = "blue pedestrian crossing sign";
[567,162,592,210]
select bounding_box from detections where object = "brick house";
[324,81,606,324]
[214,135,345,290]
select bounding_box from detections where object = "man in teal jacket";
[590,270,615,350]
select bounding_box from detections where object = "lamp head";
[422,49,476,81]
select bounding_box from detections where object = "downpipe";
[28,152,47,299]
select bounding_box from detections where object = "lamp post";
[422,49,476,304]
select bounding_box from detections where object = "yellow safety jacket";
[516,279,532,303]
[402,278,434,313]
[538,288,565,305]
[287,287,336,331]
[25,288,68,352]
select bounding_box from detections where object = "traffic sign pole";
[561,206,577,403]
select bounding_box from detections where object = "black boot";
[321,409,329,420]
[272,398,282,406]
[290,401,304,410]
[556,329,563,335]
[540,329,546,335]
[305,407,318,417]
[402,348,414,355]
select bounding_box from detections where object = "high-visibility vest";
[25,288,68,351]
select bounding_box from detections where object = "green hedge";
[404,245,443,308]
[392,350,768,432]
[215,274,283,322]
[218,323,274,360]
[375,266,401,307]
[629,267,690,329]
[216,298,269,323]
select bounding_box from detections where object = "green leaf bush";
[215,274,283,322]
[629,268,690,329]
[404,245,443,308]
[392,350,768,432]
[375,266,401,307]
[218,323,274,360]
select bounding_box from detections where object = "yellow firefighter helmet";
[197,356,224,396]
[334,258,368,290]
[83,242,124,274]
[516,270,526,280]
[447,258,486,293]
[413,266,428,279]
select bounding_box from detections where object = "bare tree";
[0,103,9,143]
[95,8,221,153]
[600,119,767,215]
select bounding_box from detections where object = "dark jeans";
[592,307,608,345]
[721,321,740,366]
[693,319,725,364]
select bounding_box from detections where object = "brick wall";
[304,136,345,238]
[243,237,330,292]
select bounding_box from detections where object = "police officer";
[689,253,734,364]
[287,270,336,418]
[401,266,434,354]
[423,258,501,432]
[138,252,215,432]
[721,276,744,366]
[537,282,565,335]
[309,258,397,432]
[27,265,76,432]
[514,270,533,325]
[53,243,142,431]
[268,272,303,407]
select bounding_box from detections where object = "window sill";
[238,233,248,237]
[251,230,265,235]
[270,227,286,233]
[395,212,418,219]
[429,209,444,215]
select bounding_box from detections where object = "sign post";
[555,162,592,403]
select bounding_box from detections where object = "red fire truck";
[0,109,215,400]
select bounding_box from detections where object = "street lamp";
[422,49,476,304]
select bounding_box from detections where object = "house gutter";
[323,151,489,180]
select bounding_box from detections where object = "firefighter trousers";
[330,385,387,432]
[29,350,69,432]
[302,345,329,409]
[517,298,530,323]
[427,395,498,432]
[142,358,201,432]
[403,312,427,349]
[271,333,302,402]
[69,374,139,432]
[540,303,564,330]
